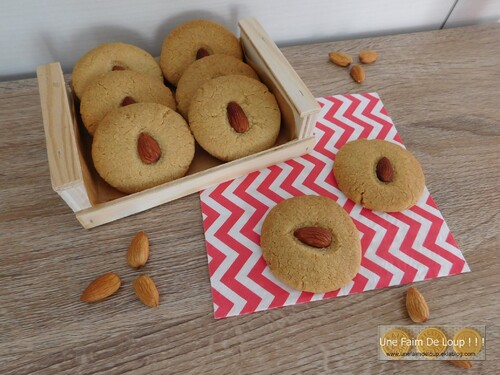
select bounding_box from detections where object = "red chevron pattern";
[199,93,469,318]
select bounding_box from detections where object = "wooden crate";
[36,17,320,229]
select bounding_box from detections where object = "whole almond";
[376,157,394,182]
[126,231,149,269]
[449,360,473,369]
[350,64,365,83]
[137,132,161,164]
[133,275,159,307]
[196,47,210,60]
[227,102,249,133]
[328,51,353,67]
[81,272,121,303]
[359,50,378,64]
[406,286,429,323]
[294,227,333,248]
[121,96,136,106]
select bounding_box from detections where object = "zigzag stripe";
[206,243,226,293]
[235,171,303,309]
[323,289,340,299]
[317,117,347,155]
[360,93,395,140]
[364,93,393,123]
[365,97,404,144]
[312,121,336,159]
[406,213,452,277]
[390,209,446,279]
[296,291,315,304]
[361,94,391,139]
[353,206,405,288]
[231,172,266,244]
[320,96,344,124]
[200,199,219,241]
[325,98,358,151]
[334,95,372,141]
[260,266,297,308]
[316,98,349,153]
[211,286,233,318]
[379,211,429,281]
[362,208,419,285]
[249,257,289,309]
[309,145,335,173]
[202,183,230,271]
[199,93,468,318]
[410,205,465,276]
[300,153,337,198]
[254,166,286,205]
[355,94,398,144]
[343,201,384,289]
[351,266,374,293]
[230,175,283,312]
[419,195,468,271]
[203,193,248,316]
[356,94,385,139]
[343,94,376,139]
[337,280,355,297]
[281,156,320,196]
[217,180,271,313]
[280,160,311,197]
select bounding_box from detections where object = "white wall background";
[1,0,499,81]
[444,0,500,27]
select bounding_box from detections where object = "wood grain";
[1,24,499,374]
[240,17,320,139]
[36,19,321,228]
[75,136,316,228]
[36,63,93,212]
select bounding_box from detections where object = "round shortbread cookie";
[80,70,176,135]
[92,103,194,194]
[160,19,242,86]
[188,75,280,161]
[176,54,258,118]
[261,195,361,293]
[333,139,425,212]
[72,42,162,99]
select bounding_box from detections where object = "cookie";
[333,139,425,212]
[188,75,280,161]
[72,42,162,99]
[176,54,258,118]
[80,70,176,136]
[260,195,361,293]
[92,103,194,194]
[160,19,242,86]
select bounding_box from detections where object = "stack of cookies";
[72,19,282,194]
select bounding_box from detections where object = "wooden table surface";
[1,24,499,375]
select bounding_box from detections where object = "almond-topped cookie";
[261,195,361,293]
[72,42,162,99]
[176,54,258,118]
[333,139,425,212]
[160,19,243,86]
[92,103,194,194]
[188,75,280,162]
[80,70,176,135]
